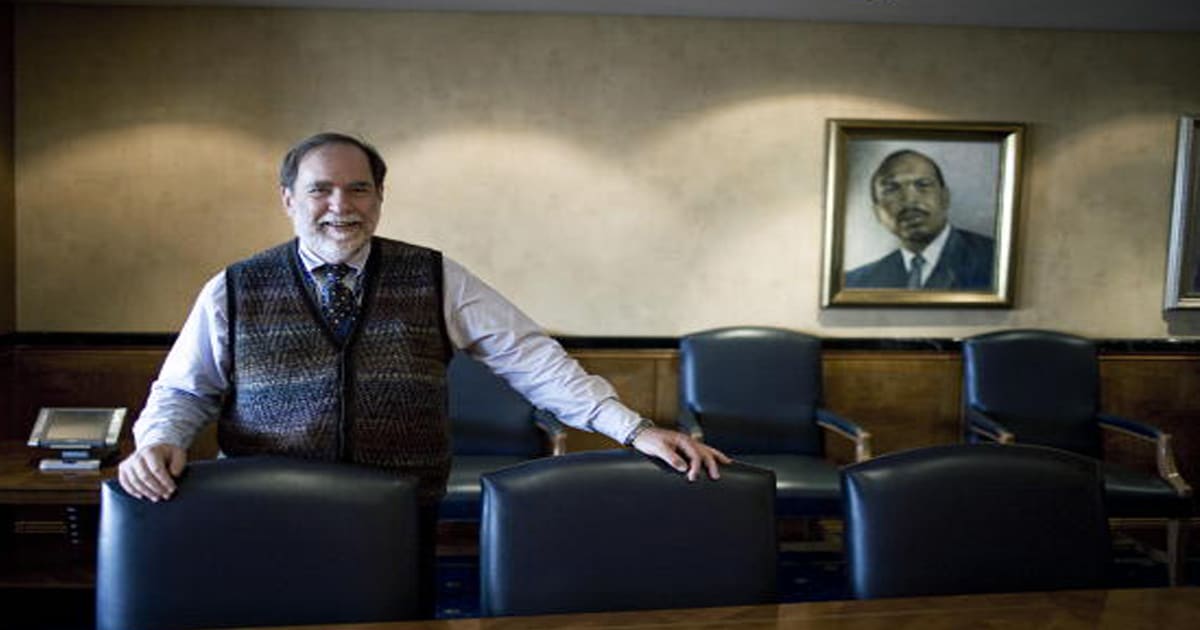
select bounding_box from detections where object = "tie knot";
[318,264,353,284]
[906,253,926,289]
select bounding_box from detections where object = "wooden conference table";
[248,587,1199,630]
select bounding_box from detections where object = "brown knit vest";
[220,237,452,503]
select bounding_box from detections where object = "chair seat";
[1103,463,1193,518]
[736,454,842,517]
[440,455,530,520]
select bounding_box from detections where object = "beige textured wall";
[0,5,13,335]
[14,5,1200,337]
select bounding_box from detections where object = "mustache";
[896,206,931,222]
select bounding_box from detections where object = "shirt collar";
[296,240,371,276]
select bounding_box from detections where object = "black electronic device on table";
[27,407,127,472]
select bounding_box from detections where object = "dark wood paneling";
[565,349,968,462]
[0,346,13,439]
[7,346,167,441]
[3,342,1198,492]
[1100,355,1200,495]
[566,350,671,452]
[823,351,964,463]
[564,348,1200,488]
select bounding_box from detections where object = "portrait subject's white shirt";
[900,224,951,287]
[134,242,644,449]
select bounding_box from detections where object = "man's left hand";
[632,427,731,481]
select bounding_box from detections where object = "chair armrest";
[1096,413,1161,441]
[964,407,1015,444]
[815,409,872,463]
[1098,413,1192,497]
[533,409,569,456]
[676,406,704,442]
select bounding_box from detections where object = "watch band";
[623,418,656,446]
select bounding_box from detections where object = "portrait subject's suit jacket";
[844,227,995,290]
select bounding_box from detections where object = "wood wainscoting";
[567,348,967,462]
[569,347,1200,489]
[2,337,1199,489]
[1,342,167,442]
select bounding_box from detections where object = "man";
[844,149,994,290]
[118,133,729,614]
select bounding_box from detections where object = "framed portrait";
[820,119,1023,308]
[1163,115,1200,310]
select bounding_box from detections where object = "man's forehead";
[878,155,939,180]
[295,145,373,181]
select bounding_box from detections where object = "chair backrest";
[679,326,823,455]
[96,456,420,630]
[448,350,543,456]
[480,450,778,616]
[963,329,1103,457]
[843,443,1110,599]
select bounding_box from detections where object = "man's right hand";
[117,443,188,502]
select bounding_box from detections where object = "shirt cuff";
[621,418,657,446]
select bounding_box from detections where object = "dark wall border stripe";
[3,332,1199,354]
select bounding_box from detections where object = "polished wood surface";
[251,587,1200,629]
[0,440,116,505]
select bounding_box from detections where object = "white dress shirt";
[899,223,951,287]
[134,241,644,450]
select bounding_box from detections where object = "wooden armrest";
[815,409,872,462]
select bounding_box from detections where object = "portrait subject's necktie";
[907,254,926,289]
[316,264,357,339]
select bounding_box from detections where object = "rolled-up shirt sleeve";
[133,272,230,449]
[442,257,644,444]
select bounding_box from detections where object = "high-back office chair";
[96,457,421,630]
[440,351,566,520]
[962,329,1193,585]
[678,327,871,518]
[842,443,1111,599]
[479,449,778,616]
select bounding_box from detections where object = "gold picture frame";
[1163,115,1200,310]
[821,119,1023,308]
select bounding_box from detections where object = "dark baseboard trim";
[2,332,177,347]
[2,332,1199,354]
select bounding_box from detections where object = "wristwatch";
[623,418,656,446]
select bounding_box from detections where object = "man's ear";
[281,186,294,217]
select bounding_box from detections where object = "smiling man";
[117,132,728,616]
[845,149,994,290]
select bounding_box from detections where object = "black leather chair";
[96,456,420,630]
[479,449,777,616]
[440,350,566,520]
[677,327,871,518]
[962,329,1193,585]
[843,443,1111,599]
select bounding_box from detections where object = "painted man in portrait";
[845,149,994,290]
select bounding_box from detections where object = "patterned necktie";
[316,264,357,338]
[907,254,926,289]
